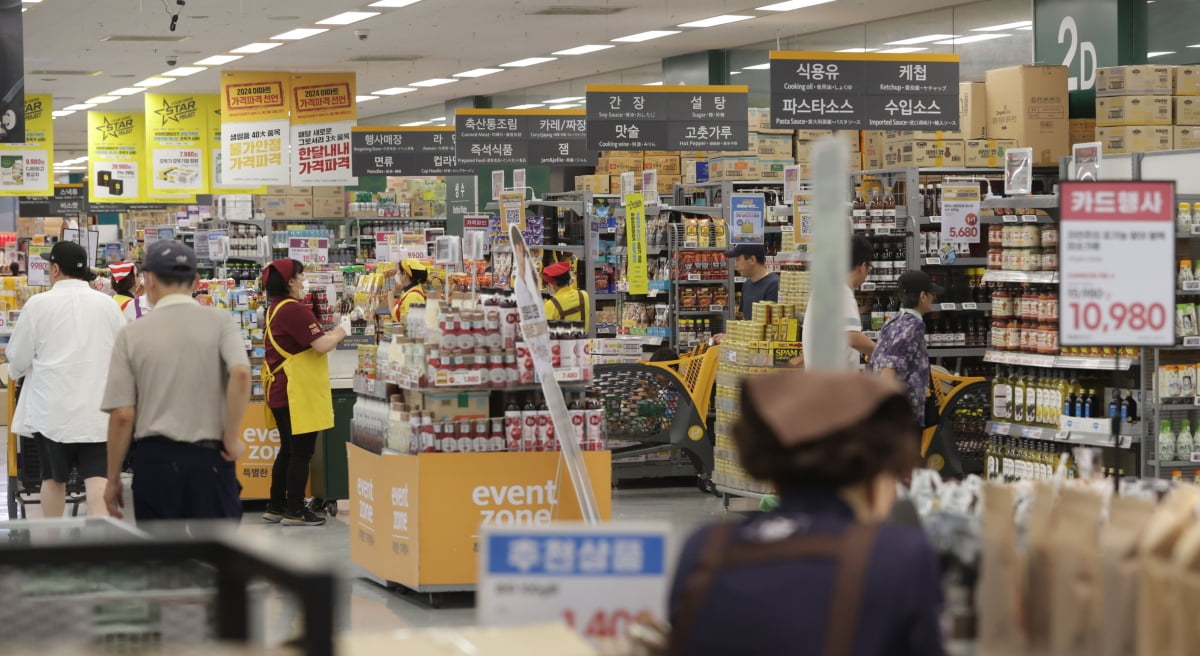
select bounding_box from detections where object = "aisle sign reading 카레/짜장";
[1058,181,1176,347]
[585,85,749,151]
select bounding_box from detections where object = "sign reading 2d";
[586,85,749,152]
[769,51,960,130]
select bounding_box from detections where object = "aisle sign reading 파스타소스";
[1059,181,1176,347]
[769,51,959,130]
[479,522,671,644]
[729,194,766,245]
[941,184,981,244]
[455,109,591,167]
[0,94,52,196]
[585,85,749,152]
[350,126,473,177]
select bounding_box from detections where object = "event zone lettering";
[355,479,560,530]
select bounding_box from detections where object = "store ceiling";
[23,0,974,160]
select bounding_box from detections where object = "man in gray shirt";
[102,240,252,521]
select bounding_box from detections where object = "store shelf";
[527,200,586,212]
[676,278,728,285]
[662,205,723,217]
[984,350,1137,371]
[981,196,1059,210]
[922,257,988,267]
[1152,460,1200,468]
[986,421,1139,449]
[613,460,698,482]
[594,293,620,301]
[929,347,988,358]
[531,244,585,254]
[933,302,992,312]
[715,484,770,502]
[981,270,1059,284]
[679,309,726,316]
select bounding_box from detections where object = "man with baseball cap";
[542,260,591,331]
[8,240,126,517]
[101,240,252,521]
[869,271,944,426]
[725,244,779,320]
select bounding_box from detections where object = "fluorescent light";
[934,34,1011,45]
[501,57,557,67]
[163,66,207,77]
[758,0,835,10]
[548,104,581,110]
[194,55,243,66]
[552,44,615,55]
[877,47,928,54]
[372,87,416,95]
[21,1,42,4]
[836,47,878,53]
[86,96,119,104]
[612,30,680,43]
[742,63,771,70]
[544,96,584,103]
[51,110,75,117]
[356,95,380,102]
[644,81,664,86]
[885,34,958,45]
[272,28,330,40]
[1148,51,1176,58]
[230,42,283,54]
[454,68,504,78]
[369,0,422,6]
[1017,26,1033,31]
[109,88,145,96]
[507,103,544,110]
[409,78,458,87]
[729,71,741,75]
[678,14,754,28]
[970,20,1032,32]
[401,120,431,126]
[316,11,380,25]
[134,77,174,87]
[63,103,95,110]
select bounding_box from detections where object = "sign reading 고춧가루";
[585,85,749,152]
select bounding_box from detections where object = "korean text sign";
[585,85,749,151]
[729,194,766,245]
[940,184,981,244]
[0,94,53,196]
[624,192,649,296]
[1059,181,1175,347]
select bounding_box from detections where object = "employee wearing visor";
[391,258,429,325]
[542,261,590,331]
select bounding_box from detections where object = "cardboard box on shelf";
[312,185,345,199]
[410,200,435,218]
[835,130,861,152]
[575,174,610,193]
[754,133,793,157]
[682,159,708,184]
[862,131,885,168]
[985,64,1070,166]
[1096,65,1174,96]
[959,82,988,138]
[794,129,832,140]
[597,157,643,175]
[285,195,314,218]
[1095,125,1173,154]
[608,177,643,195]
[266,186,289,196]
[794,139,813,163]
[644,155,682,175]
[909,130,965,141]
[403,390,490,420]
[1175,126,1200,150]
[657,174,682,195]
[899,139,966,167]
[312,196,346,218]
[1176,96,1200,126]
[1095,95,1173,126]
[748,107,792,134]
[758,158,794,181]
[882,142,904,168]
[1176,66,1200,95]
[965,138,1018,167]
[256,195,289,218]
[708,157,760,181]
[17,217,40,239]
[1069,118,1097,146]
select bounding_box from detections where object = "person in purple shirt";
[668,370,945,656]
[870,270,942,426]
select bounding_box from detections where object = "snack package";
[1049,487,1106,656]
[1138,486,1200,656]
[1168,365,1183,399]
[1180,260,1194,287]
[1186,303,1199,337]
[1183,363,1198,398]
[976,484,1027,655]
[1097,495,1156,656]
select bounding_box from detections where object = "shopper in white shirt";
[8,241,126,517]
[801,235,876,369]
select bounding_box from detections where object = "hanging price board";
[288,237,329,265]
[941,183,981,244]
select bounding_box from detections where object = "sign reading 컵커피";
[350,126,473,177]
[455,109,592,167]
[1058,181,1176,347]
[940,184,982,245]
[585,85,749,152]
[769,51,959,130]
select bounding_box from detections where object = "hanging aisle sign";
[0,94,52,196]
[144,93,209,196]
[207,96,266,194]
[585,85,749,152]
[1059,181,1175,347]
[350,126,472,177]
[455,108,591,167]
[87,112,145,203]
[220,71,291,186]
[940,183,981,244]
[289,72,357,186]
[769,51,959,130]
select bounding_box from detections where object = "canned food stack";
[986,221,1059,272]
[778,264,811,313]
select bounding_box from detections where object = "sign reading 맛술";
[1059,181,1176,347]
[455,109,592,167]
[769,51,960,130]
[585,85,749,152]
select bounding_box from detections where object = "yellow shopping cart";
[923,367,990,477]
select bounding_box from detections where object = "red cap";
[262,258,296,289]
[542,261,572,283]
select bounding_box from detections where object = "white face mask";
[300,279,311,295]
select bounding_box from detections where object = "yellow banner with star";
[87,111,145,203]
[0,94,54,196]
[144,93,209,196]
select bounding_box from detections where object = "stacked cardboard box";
[1094,65,1175,154]
[985,64,1070,166]
[255,185,345,219]
[1176,66,1200,149]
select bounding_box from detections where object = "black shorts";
[34,434,107,483]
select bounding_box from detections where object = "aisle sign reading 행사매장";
[455,109,591,167]
[1059,181,1176,347]
[350,126,472,177]
[940,184,981,244]
[585,85,749,152]
[769,51,959,130]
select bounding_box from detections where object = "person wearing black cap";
[724,244,778,320]
[869,270,942,425]
[101,240,252,521]
[9,241,126,518]
[542,260,590,331]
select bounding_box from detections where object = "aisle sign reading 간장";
[350,126,472,176]
[729,194,766,245]
[940,184,981,244]
[769,51,959,130]
[585,85,749,151]
[288,237,330,265]
[0,94,53,196]
[455,109,591,167]
[1059,181,1176,347]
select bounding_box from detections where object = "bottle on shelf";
[852,193,868,231]
[1177,420,1195,461]
[1122,390,1138,423]
[992,367,1011,421]
[1012,368,1027,424]
[1160,420,1177,463]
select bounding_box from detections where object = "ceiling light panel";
[877,47,928,54]
[63,103,95,110]
[885,34,958,45]
[372,87,416,95]
[836,48,878,52]
[272,28,329,40]
[410,78,458,87]
[643,81,664,86]
[742,63,771,70]
[454,68,503,78]
[934,34,1011,45]
[316,11,380,25]
[51,111,75,117]
[110,87,146,96]
[678,15,754,28]
[134,77,174,87]
[544,96,585,103]
[501,57,557,67]
[231,42,283,54]
[507,103,544,110]
[369,0,422,6]
[612,30,680,43]
[163,66,207,77]
[401,120,431,126]
[1148,51,1176,57]
[86,96,119,104]
[194,55,243,66]
[757,0,835,10]
[547,104,581,110]
[970,20,1032,32]
[552,44,615,55]
[356,95,380,102]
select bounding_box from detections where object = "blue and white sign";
[729,193,766,245]
[479,522,672,644]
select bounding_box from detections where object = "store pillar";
[662,50,731,86]
[1034,0,1149,118]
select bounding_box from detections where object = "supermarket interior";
[8,0,1200,654]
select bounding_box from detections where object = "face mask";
[301,279,311,295]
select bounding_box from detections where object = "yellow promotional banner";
[205,96,265,194]
[624,192,649,295]
[220,71,291,122]
[220,72,290,185]
[87,111,145,203]
[290,72,356,125]
[144,93,208,196]
[0,94,53,196]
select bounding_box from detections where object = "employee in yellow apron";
[391,258,429,325]
[260,258,347,526]
[542,261,591,331]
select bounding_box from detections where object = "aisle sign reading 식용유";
[769,51,959,130]
[455,109,591,167]
[350,126,473,177]
[1059,181,1176,347]
[585,85,749,152]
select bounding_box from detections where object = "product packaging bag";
[1023,482,1059,656]
[1096,494,1155,656]
[976,484,1026,656]
[1048,486,1104,656]
[1137,486,1200,656]
[1169,516,1200,656]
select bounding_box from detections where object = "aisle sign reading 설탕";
[0,94,53,196]
[455,109,591,167]
[350,126,473,177]
[769,51,960,130]
[1058,181,1176,347]
[940,184,981,244]
[585,85,749,152]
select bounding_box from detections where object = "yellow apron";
[263,299,335,434]
[392,286,426,323]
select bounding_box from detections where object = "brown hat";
[742,370,908,447]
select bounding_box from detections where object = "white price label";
[860,282,876,292]
[1193,396,1200,407]
[995,423,1011,435]
[1120,435,1133,449]
[734,276,747,284]
[874,227,893,236]
[1191,452,1200,463]
[780,225,794,233]
[925,257,940,265]
[1002,215,1019,223]
[1055,430,1070,441]
[930,216,942,224]
[606,227,618,234]
[1022,427,1041,438]
[1192,224,1200,235]
[1021,214,1039,223]
[709,305,724,312]
[687,274,701,281]
[648,289,660,298]
[962,303,979,310]
[940,303,957,311]
[1185,336,1200,347]
[1184,280,1200,291]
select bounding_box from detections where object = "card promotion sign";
[1059,181,1176,347]
[585,85,749,152]
[769,51,959,130]
[455,109,591,167]
[729,194,767,245]
[350,126,472,177]
[940,184,981,245]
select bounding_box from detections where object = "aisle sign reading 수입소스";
[220,71,291,186]
[625,192,649,296]
[479,522,671,643]
[769,51,960,130]
[729,194,766,245]
[87,112,144,203]
[1059,181,1176,347]
[349,126,473,177]
[0,94,53,196]
[288,237,329,266]
[455,109,591,167]
[940,183,981,245]
[585,85,749,151]
[144,93,208,196]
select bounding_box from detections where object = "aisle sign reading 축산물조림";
[769,51,959,130]
[729,194,766,245]
[455,109,591,167]
[1058,181,1176,347]
[940,184,981,245]
[585,85,749,152]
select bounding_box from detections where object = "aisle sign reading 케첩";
[479,522,671,644]
[0,94,53,196]
[87,112,144,203]
[769,51,959,130]
[624,192,648,296]
[940,184,981,244]
[291,121,356,186]
[455,109,591,166]
[350,126,472,176]
[207,97,266,194]
[288,237,329,265]
[27,245,50,286]
[729,194,766,245]
[1059,181,1176,347]
[289,72,356,125]
[585,85,749,151]
[144,93,208,196]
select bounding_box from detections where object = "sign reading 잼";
[585,85,749,151]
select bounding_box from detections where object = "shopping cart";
[592,344,720,492]
[6,380,87,519]
[923,367,990,478]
